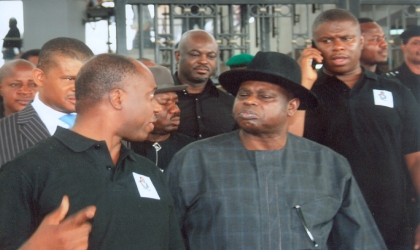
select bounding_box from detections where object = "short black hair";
[20,49,41,61]
[358,18,374,24]
[313,9,359,35]
[75,53,139,112]
[38,37,93,73]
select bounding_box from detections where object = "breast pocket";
[290,196,341,249]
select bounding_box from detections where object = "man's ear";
[32,68,45,87]
[174,50,180,63]
[287,98,300,117]
[108,88,124,110]
[401,44,406,53]
[360,34,365,47]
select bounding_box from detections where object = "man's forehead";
[314,20,359,34]
[408,36,420,43]
[183,36,218,50]
[361,23,382,33]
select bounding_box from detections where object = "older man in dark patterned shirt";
[165,51,386,249]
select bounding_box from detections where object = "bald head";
[75,54,148,112]
[0,59,37,116]
[0,59,35,83]
[175,30,218,88]
[177,30,217,54]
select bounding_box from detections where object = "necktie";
[59,114,76,128]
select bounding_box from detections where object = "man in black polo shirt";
[173,30,236,139]
[0,54,185,249]
[296,9,420,249]
[386,26,420,105]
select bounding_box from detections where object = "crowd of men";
[0,7,419,250]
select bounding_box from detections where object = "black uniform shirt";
[173,72,236,139]
[131,132,195,171]
[0,127,185,250]
[304,68,420,247]
[387,62,420,106]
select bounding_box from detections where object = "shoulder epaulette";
[385,70,399,77]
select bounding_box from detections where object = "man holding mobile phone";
[291,8,420,249]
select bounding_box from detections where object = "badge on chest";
[132,172,160,200]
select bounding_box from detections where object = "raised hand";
[19,195,96,250]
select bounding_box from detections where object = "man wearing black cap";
[131,65,195,171]
[386,26,420,105]
[165,51,385,249]
[297,9,420,249]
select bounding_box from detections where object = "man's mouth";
[171,116,180,122]
[237,110,258,119]
[194,67,209,74]
[16,99,32,105]
[67,96,76,104]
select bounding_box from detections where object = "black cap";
[400,26,420,44]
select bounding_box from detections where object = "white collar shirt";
[31,93,76,135]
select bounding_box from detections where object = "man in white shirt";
[0,37,93,166]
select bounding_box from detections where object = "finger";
[60,224,92,250]
[61,205,96,228]
[43,195,70,225]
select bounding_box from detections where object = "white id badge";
[132,172,160,200]
[373,89,394,108]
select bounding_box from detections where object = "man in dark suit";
[0,37,93,166]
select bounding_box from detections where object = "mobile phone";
[311,40,323,70]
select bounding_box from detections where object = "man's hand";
[19,195,96,250]
[297,45,323,90]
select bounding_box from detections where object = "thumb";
[43,195,70,225]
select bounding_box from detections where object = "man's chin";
[190,77,209,84]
